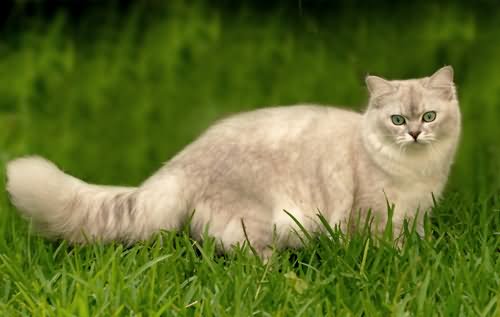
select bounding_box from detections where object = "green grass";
[1,2,500,315]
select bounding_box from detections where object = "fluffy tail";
[6,156,186,243]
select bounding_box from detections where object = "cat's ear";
[365,75,396,97]
[427,65,454,87]
[425,66,456,100]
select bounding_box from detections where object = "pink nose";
[409,131,421,140]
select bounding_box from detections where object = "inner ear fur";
[427,65,454,88]
[425,66,456,100]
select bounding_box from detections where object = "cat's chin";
[401,141,433,154]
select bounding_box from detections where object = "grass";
[1,1,500,315]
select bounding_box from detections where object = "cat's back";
[209,104,362,141]
[164,104,361,180]
[227,104,360,125]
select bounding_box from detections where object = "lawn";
[1,1,499,316]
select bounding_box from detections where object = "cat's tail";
[6,156,187,244]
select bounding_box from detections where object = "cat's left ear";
[427,65,454,87]
[425,66,456,100]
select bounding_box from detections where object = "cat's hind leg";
[190,202,274,259]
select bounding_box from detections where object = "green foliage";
[1,2,499,315]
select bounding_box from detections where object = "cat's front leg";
[391,204,428,245]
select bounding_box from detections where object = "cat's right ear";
[365,75,396,97]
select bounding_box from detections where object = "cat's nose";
[408,131,421,141]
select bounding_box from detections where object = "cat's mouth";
[408,138,433,147]
[398,138,427,147]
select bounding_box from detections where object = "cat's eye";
[391,115,406,125]
[422,111,437,122]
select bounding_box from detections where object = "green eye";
[391,115,406,125]
[422,111,437,122]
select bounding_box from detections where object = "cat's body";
[6,66,461,257]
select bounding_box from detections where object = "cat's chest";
[387,175,446,218]
[387,177,440,206]
[356,167,444,214]
[365,150,448,205]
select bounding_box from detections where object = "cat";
[6,66,461,258]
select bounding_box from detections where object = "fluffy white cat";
[6,66,461,257]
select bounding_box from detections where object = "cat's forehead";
[384,80,429,116]
[372,76,452,116]
[398,82,424,116]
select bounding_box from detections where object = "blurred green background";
[1,0,498,199]
[1,1,500,315]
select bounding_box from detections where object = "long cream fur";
[6,66,461,257]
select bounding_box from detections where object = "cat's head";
[364,66,461,153]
